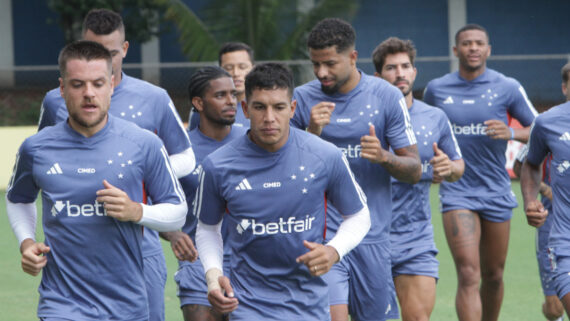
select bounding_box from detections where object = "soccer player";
[36,9,194,321]
[423,24,538,321]
[189,42,254,129]
[512,63,570,321]
[373,37,464,321]
[521,69,570,318]
[195,63,371,320]
[6,40,187,320]
[291,18,421,321]
[162,66,247,321]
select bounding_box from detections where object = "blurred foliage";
[47,0,167,43]
[160,0,359,61]
[0,89,43,126]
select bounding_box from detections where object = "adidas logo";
[559,132,570,141]
[46,163,63,175]
[443,96,454,104]
[235,178,252,191]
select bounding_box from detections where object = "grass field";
[0,181,551,320]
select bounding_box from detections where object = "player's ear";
[192,96,204,112]
[452,46,458,57]
[242,100,249,119]
[122,41,129,58]
[290,99,297,118]
[59,77,64,97]
[349,49,358,66]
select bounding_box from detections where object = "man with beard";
[6,40,187,320]
[373,36,464,321]
[162,66,246,321]
[424,24,538,321]
[189,42,254,129]
[36,9,194,321]
[291,18,421,321]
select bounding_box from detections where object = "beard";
[69,109,107,129]
[459,56,485,73]
[203,107,236,126]
[320,74,350,95]
[393,77,413,97]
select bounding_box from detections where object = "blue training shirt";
[7,116,185,320]
[390,100,462,248]
[292,71,416,244]
[195,128,366,321]
[424,68,537,199]
[38,72,191,258]
[180,126,246,243]
[526,101,570,247]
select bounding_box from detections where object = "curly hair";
[372,37,417,73]
[307,18,356,53]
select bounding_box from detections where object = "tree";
[159,0,359,61]
[47,0,167,43]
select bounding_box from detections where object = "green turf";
[0,181,551,320]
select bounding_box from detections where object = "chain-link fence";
[1,54,569,126]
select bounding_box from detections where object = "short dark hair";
[562,63,570,84]
[218,42,254,65]
[455,23,489,44]
[82,8,124,37]
[372,37,417,73]
[245,63,294,101]
[58,40,112,78]
[307,18,356,53]
[188,66,231,110]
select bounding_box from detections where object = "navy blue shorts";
[322,242,399,321]
[144,252,167,321]
[391,244,439,279]
[440,192,517,222]
[536,214,557,296]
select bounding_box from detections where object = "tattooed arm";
[360,125,421,184]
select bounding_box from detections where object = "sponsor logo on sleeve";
[557,160,570,174]
[559,132,570,141]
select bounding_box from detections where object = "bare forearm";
[513,127,530,144]
[159,231,177,241]
[382,153,421,184]
[520,161,542,206]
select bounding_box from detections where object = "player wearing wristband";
[162,66,247,321]
[195,63,370,320]
[423,24,538,321]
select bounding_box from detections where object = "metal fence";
[1,54,569,125]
